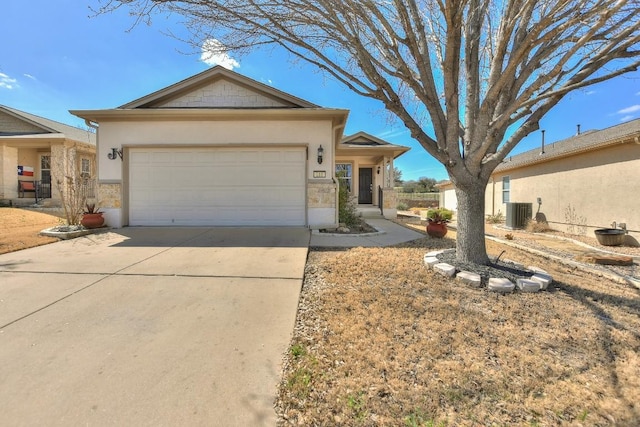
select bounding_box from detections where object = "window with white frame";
[81,158,91,178]
[502,176,510,203]
[335,163,352,192]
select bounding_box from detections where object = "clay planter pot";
[81,213,104,229]
[426,222,448,238]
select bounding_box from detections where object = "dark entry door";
[358,168,373,204]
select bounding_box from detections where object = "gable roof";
[342,131,397,146]
[120,66,319,109]
[338,131,410,158]
[0,105,95,145]
[496,118,640,173]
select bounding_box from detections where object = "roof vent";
[576,124,581,135]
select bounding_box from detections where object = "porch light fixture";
[108,148,123,161]
[317,145,324,164]
[377,166,381,174]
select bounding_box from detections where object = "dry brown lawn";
[277,237,640,426]
[0,208,62,254]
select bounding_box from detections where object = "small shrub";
[397,202,409,211]
[505,233,514,240]
[486,210,504,224]
[337,175,358,226]
[526,219,553,233]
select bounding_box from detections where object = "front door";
[358,167,373,204]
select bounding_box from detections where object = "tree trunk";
[454,182,490,265]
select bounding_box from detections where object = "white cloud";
[619,115,634,122]
[617,104,640,115]
[200,39,240,70]
[0,72,18,90]
[585,90,596,95]
[23,73,36,80]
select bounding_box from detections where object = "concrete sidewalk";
[0,227,309,426]
[310,218,425,247]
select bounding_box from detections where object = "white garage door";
[128,147,306,226]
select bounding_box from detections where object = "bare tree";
[98,0,640,264]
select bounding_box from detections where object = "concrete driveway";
[0,227,309,426]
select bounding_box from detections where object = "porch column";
[381,156,397,219]
[50,143,69,203]
[0,144,18,199]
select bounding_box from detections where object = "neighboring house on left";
[0,105,96,206]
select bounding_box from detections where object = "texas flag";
[17,166,34,176]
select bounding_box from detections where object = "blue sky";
[2,0,639,182]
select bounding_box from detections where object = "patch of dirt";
[0,208,63,254]
[276,236,640,426]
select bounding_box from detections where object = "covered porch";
[0,136,95,207]
[0,105,97,207]
[335,131,410,219]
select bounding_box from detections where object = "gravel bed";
[484,232,640,282]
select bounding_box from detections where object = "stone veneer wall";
[308,180,336,208]
[0,145,18,199]
[382,187,398,219]
[97,182,122,208]
[307,180,337,228]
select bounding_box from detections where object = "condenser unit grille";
[506,202,532,229]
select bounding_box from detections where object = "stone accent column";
[49,144,68,204]
[0,145,18,199]
[307,179,337,228]
[382,187,398,219]
[97,182,123,228]
[98,183,122,209]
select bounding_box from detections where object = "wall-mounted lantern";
[108,148,123,161]
[377,166,381,174]
[317,145,324,164]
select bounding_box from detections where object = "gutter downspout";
[332,122,346,226]
[84,119,98,131]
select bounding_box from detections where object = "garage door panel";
[129,147,306,226]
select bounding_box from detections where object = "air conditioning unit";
[506,202,532,229]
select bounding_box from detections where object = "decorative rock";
[575,253,634,266]
[528,266,548,275]
[530,273,553,290]
[488,277,515,293]
[516,278,542,292]
[456,271,482,287]
[425,250,445,258]
[423,256,440,269]
[434,263,456,278]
